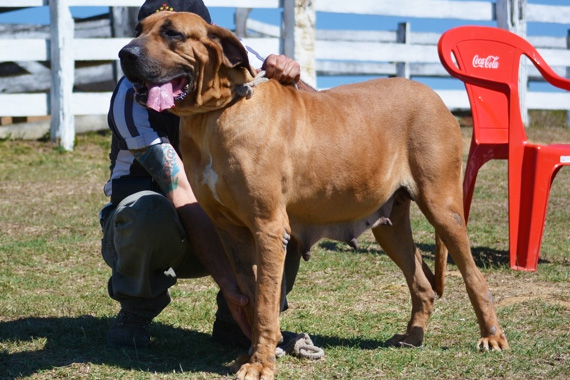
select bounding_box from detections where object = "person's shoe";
[211,319,251,349]
[107,309,152,349]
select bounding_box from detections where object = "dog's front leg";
[236,221,287,380]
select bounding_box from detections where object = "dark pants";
[100,191,300,323]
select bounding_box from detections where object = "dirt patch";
[496,282,570,311]
[447,270,570,311]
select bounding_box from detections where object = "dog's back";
[233,77,462,221]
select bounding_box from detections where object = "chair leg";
[463,142,508,225]
[507,151,525,271]
[462,146,489,224]
[511,152,560,271]
[462,157,479,225]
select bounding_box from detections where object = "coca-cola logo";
[472,55,500,69]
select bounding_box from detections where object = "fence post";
[282,0,316,88]
[497,0,529,126]
[110,7,138,84]
[49,0,75,150]
[235,8,252,38]
[396,22,410,79]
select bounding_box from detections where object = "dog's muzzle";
[118,43,192,112]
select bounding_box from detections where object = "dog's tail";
[432,233,447,298]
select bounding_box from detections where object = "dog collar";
[235,70,269,99]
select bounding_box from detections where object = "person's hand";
[261,54,301,85]
[221,285,252,340]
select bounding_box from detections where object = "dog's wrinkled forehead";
[136,11,209,40]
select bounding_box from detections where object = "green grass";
[1,126,569,379]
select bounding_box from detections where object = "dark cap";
[137,0,211,23]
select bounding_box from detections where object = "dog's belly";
[289,207,386,253]
[287,190,397,259]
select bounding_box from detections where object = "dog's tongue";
[147,82,175,112]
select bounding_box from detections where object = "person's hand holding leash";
[262,54,301,85]
[261,54,317,92]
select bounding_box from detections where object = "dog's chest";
[197,153,222,204]
[186,150,225,208]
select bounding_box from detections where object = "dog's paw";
[385,327,425,348]
[477,332,509,351]
[230,354,251,374]
[235,362,275,380]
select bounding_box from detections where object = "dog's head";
[119,11,256,114]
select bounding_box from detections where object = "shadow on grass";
[417,243,512,268]
[0,316,397,378]
[417,243,551,269]
[318,239,550,269]
[318,240,384,256]
[310,334,389,351]
[0,316,243,379]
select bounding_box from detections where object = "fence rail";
[0,0,569,150]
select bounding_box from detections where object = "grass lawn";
[0,122,569,379]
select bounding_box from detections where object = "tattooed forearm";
[132,144,180,194]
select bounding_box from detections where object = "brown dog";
[119,12,509,380]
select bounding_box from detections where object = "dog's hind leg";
[372,196,435,348]
[415,187,509,351]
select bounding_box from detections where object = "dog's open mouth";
[134,76,190,112]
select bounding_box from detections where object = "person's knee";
[115,191,181,235]
[122,191,175,220]
[113,191,189,273]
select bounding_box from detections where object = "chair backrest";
[437,26,564,146]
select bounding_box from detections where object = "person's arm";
[132,143,252,338]
[262,54,317,92]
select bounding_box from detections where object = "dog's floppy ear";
[208,25,256,77]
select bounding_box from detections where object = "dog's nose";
[119,44,142,62]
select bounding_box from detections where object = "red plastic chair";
[438,26,570,271]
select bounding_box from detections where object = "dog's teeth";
[175,92,188,101]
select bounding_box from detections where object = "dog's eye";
[163,29,185,40]
[134,23,142,37]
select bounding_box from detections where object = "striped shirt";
[103,76,181,197]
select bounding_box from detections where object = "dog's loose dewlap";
[120,11,509,380]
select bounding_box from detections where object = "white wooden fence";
[0,0,569,150]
